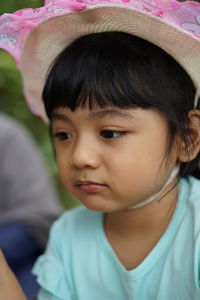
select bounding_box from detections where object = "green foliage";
[0,0,43,14]
[3,0,199,209]
[0,0,80,209]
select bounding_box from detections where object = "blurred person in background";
[0,113,62,300]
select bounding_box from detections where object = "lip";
[74,180,107,192]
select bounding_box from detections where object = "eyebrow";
[52,112,71,122]
[52,109,134,122]
[89,109,134,120]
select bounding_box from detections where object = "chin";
[80,199,123,213]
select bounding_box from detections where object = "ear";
[177,109,200,163]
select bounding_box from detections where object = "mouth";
[73,180,107,192]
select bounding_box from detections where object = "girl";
[0,0,200,299]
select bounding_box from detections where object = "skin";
[52,106,178,212]
[51,106,181,269]
[0,106,199,296]
[0,250,27,300]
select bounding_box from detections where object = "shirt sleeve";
[37,288,66,300]
[32,216,74,300]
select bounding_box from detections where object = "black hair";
[42,31,200,178]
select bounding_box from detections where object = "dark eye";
[100,130,125,139]
[54,132,71,141]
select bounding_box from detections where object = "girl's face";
[51,106,178,212]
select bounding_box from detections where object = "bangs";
[42,32,167,118]
[42,31,198,178]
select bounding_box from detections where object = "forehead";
[50,106,169,134]
[51,106,138,122]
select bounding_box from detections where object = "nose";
[70,136,101,169]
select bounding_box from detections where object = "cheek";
[108,139,173,187]
[110,139,166,170]
[55,148,71,185]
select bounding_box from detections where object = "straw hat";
[0,0,200,120]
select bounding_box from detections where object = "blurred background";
[0,0,80,210]
[0,1,200,299]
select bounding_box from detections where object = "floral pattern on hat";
[0,0,199,63]
[181,15,200,35]
[1,0,200,119]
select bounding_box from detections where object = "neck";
[104,179,179,238]
[128,166,179,210]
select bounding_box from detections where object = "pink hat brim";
[2,1,200,120]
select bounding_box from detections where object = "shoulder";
[181,177,200,285]
[50,205,102,244]
[33,206,103,298]
[0,113,37,156]
[179,176,200,236]
[0,113,26,140]
[0,113,17,129]
[181,176,200,207]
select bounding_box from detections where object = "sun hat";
[0,0,200,121]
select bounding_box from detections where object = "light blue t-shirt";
[33,176,200,300]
